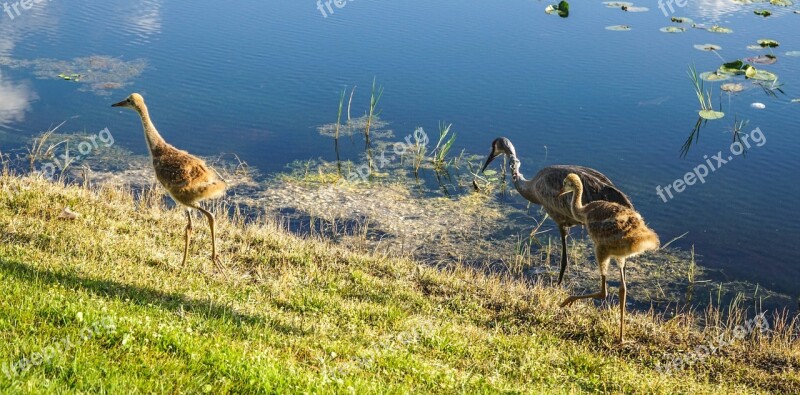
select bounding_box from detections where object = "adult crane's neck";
[508,154,541,205]
[135,103,166,152]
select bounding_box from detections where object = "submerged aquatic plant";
[688,65,724,120]
[364,78,384,175]
[730,116,750,156]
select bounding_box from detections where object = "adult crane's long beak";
[481,151,500,173]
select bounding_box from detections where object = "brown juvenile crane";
[481,137,633,284]
[558,173,660,343]
[112,93,227,271]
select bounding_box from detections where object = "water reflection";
[126,0,162,44]
[0,72,37,127]
[689,0,742,21]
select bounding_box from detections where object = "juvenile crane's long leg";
[559,275,608,307]
[195,205,224,272]
[618,258,628,343]
[181,209,193,268]
[557,225,569,285]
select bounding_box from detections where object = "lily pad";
[758,39,780,48]
[660,26,686,33]
[785,51,800,57]
[754,9,772,16]
[719,60,755,75]
[769,0,792,6]
[545,1,569,17]
[749,70,778,81]
[699,110,725,120]
[671,17,694,24]
[721,83,744,93]
[694,44,722,51]
[605,25,632,31]
[745,54,777,65]
[699,71,731,81]
[709,25,733,34]
[602,1,633,7]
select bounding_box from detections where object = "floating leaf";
[545,1,569,17]
[754,9,772,16]
[709,25,733,34]
[749,70,778,81]
[661,26,686,33]
[699,110,725,120]
[750,102,766,109]
[699,71,731,81]
[770,0,792,6]
[758,39,780,48]
[785,51,800,57]
[605,25,632,31]
[719,60,754,75]
[745,54,777,65]
[671,17,694,24]
[721,83,744,93]
[694,44,722,51]
[602,1,633,7]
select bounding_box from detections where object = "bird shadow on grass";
[0,258,286,331]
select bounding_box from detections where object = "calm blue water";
[1,1,798,298]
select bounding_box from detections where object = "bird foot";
[559,297,576,308]
[212,255,228,278]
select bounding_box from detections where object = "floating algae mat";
[0,55,146,96]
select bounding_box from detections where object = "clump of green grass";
[688,65,724,120]
[431,122,456,172]
[0,175,798,393]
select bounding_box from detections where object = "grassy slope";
[0,175,797,394]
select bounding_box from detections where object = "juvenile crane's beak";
[111,100,127,108]
[558,187,571,197]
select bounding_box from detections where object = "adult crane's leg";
[558,225,569,285]
[181,208,193,268]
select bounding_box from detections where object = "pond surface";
[0,1,798,300]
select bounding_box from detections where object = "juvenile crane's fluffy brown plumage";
[112,93,227,271]
[558,173,659,343]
